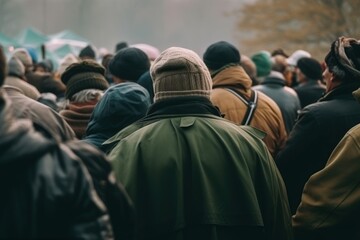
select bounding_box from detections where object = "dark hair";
[324,49,349,81]
[271,48,289,58]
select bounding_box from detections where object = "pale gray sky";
[0,0,246,55]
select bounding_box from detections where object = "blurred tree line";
[235,0,360,60]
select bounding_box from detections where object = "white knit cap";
[286,50,311,66]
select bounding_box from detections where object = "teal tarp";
[0,32,19,47]
[17,27,49,47]
[54,44,77,59]
[50,30,89,42]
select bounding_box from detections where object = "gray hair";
[70,89,104,103]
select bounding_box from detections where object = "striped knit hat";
[150,47,212,102]
[61,60,109,99]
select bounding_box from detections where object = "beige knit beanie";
[150,47,212,102]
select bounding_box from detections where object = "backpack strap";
[225,88,258,125]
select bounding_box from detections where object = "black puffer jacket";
[0,93,113,239]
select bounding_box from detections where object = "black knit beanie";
[61,60,109,99]
[108,47,150,82]
[203,41,241,71]
[79,45,96,60]
[297,57,323,80]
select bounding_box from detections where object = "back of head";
[108,47,150,82]
[297,57,323,80]
[240,55,257,79]
[286,50,311,67]
[271,48,289,58]
[12,48,33,71]
[325,36,360,82]
[58,53,79,77]
[61,60,109,99]
[8,57,25,78]
[131,43,160,61]
[251,51,272,77]
[87,82,151,137]
[115,41,128,53]
[151,47,212,102]
[203,41,241,71]
[35,59,54,73]
[101,54,114,69]
[137,71,154,103]
[0,45,6,86]
[79,45,96,60]
[271,55,288,73]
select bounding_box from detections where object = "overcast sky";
[0,0,247,55]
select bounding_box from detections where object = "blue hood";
[84,82,151,152]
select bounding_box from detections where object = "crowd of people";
[1,35,360,240]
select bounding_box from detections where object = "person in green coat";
[106,47,293,240]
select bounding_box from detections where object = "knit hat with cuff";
[151,47,212,102]
[61,60,109,99]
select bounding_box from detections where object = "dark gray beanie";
[203,41,241,70]
[109,47,150,82]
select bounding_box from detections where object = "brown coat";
[292,123,360,239]
[210,65,287,157]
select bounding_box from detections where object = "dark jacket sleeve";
[276,109,321,213]
[68,141,136,240]
[58,144,114,239]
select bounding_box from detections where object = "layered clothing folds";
[210,65,287,157]
[276,82,360,213]
[253,71,301,133]
[0,91,112,239]
[106,97,293,240]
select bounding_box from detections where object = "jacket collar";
[319,81,360,102]
[212,64,252,90]
[146,96,222,118]
[103,96,223,150]
[262,71,286,86]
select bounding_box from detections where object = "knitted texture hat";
[109,47,150,82]
[203,41,241,70]
[79,45,96,60]
[61,60,109,99]
[286,50,311,66]
[8,57,25,78]
[151,47,212,102]
[251,51,272,77]
[297,57,323,80]
[131,43,161,61]
[12,48,33,69]
[58,53,79,76]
